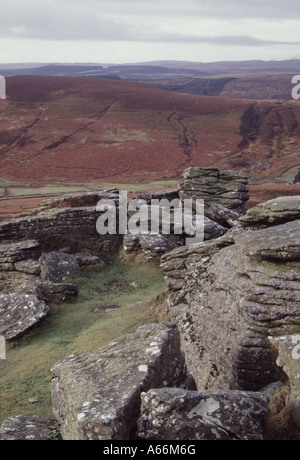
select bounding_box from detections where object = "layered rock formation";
[122,167,248,262]
[161,196,300,396]
[179,167,249,215]
[2,171,299,440]
[0,190,119,340]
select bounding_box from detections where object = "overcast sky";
[0,0,300,64]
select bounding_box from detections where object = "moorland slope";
[1,76,300,187]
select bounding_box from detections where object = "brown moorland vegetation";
[0,76,300,219]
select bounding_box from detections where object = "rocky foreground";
[0,168,299,440]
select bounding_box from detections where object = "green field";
[1,179,179,199]
[0,259,166,423]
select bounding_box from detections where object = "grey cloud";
[147,34,300,46]
[0,0,299,44]
[82,0,300,20]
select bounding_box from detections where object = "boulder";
[0,292,49,340]
[22,282,79,304]
[240,196,300,228]
[0,415,61,440]
[137,388,269,440]
[39,252,81,283]
[51,322,189,440]
[161,219,300,392]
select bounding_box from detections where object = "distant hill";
[0,76,300,187]
[0,63,209,79]
[1,59,299,80]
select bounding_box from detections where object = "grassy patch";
[3,179,179,199]
[0,259,165,423]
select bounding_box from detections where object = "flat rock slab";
[240,196,300,228]
[40,252,81,283]
[51,322,186,440]
[138,388,269,441]
[0,415,61,440]
[234,220,300,261]
[0,292,49,340]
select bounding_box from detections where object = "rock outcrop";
[122,168,248,262]
[240,196,300,228]
[51,322,190,440]
[0,415,61,440]
[39,252,81,283]
[137,388,269,440]
[0,292,49,340]
[0,191,120,340]
[179,167,249,215]
[0,190,122,253]
[161,196,300,393]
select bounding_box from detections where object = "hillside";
[0,76,300,195]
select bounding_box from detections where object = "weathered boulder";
[0,240,40,270]
[240,196,300,228]
[0,196,122,255]
[0,292,49,340]
[51,322,190,440]
[179,167,249,215]
[137,388,269,440]
[161,219,300,392]
[21,282,79,304]
[39,252,81,283]
[0,415,61,440]
[270,334,300,428]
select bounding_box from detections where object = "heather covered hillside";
[0,76,299,185]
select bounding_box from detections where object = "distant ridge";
[0,59,299,79]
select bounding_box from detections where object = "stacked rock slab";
[179,167,249,215]
[161,196,300,392]
[0,190,122,253]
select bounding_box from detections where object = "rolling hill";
[0,76,300,189]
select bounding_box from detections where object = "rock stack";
[161,195,300,437]
[179,167,249,215]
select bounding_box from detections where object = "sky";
[0,0,300,64]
